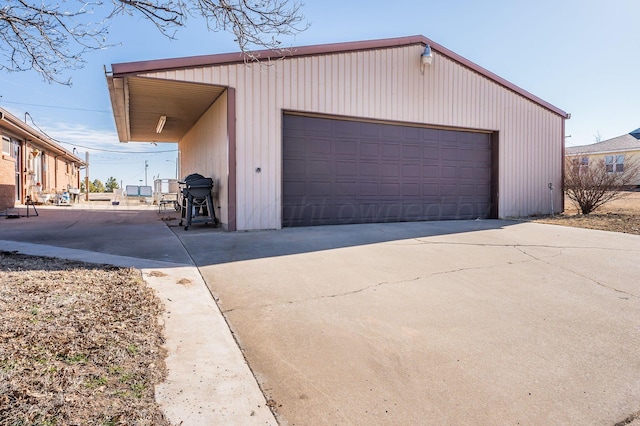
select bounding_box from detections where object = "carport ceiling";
[108,76,225,143]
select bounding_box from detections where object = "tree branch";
[0,0,307,84]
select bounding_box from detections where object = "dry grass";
[0,252,170,426]
[534,191,640,235]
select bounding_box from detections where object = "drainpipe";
[548,182,554,216]
[85,152,90,202]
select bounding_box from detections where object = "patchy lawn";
[534,191,640,235]
[0,252,170,426]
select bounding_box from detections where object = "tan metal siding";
[180,91,229,226]
[144,45,564,230]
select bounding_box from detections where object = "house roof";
[107,35,569,143]
[0,107,86,166]
[566,132,640,155]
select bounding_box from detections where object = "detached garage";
[106,35,568,231]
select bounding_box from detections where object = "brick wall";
[0,154,16,210]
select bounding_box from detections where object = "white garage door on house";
[282,113,495,227]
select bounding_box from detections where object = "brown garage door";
[282,114,495,227]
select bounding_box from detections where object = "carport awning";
[106,76,226,143]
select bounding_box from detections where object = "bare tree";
[565,156,640,215]
[0,0,307,85]
[594,131,603,143]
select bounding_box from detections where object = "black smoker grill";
[178,173,217,230]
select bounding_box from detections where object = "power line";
[57,140,177,154]
[1,100,111,114]
[22,113,177,154]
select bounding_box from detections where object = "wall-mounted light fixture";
[420,45,434,74]
[156,115,167,134]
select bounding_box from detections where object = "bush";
[565,157,639,214]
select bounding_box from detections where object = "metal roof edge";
[0,107,86,165]
[110,34,568,119]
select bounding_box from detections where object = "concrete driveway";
[2,206,639,425]
[175,220,640,425]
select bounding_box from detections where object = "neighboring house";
[106,35,569,231]
[0,107,86,211]
[565,129,640,187]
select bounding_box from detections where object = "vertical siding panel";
[333,55,340,114]
[358,51,364,116]
[268,64,278,227]
[374,50,382,118]
[232,65,245,229]
[297,57,303,108]
[318,56,326,112]
[311,56,319,112]
[283,59,291,110]
[345,53,353,115]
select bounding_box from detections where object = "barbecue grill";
[178,173,216,230]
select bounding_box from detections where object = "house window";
[605,155,624,173]
[2,136,10,155]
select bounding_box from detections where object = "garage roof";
[107,35,568,143]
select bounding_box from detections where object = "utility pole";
[145,160,148,186]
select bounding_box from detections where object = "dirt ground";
[0,253,170,426]
[534,191,640,235]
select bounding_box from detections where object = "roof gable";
[109,35,568,119]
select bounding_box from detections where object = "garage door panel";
[422,185,440,197]
[441,166,457,179]
[402,145,421,158]
[382,144,401,158]
[308,138,332,155]
[334,120,360,136]
[402,164,421,177]
[360,142,380,157]
[309,160,333,175]
[401,184,420,196]
[458,149,476,162]
[379,183,400,196]
[308,182,332,196]
[336,161,358,177]
[335,182,357,196]
[422,146,440,160]
[422,165,440,178]
[442,147,459,161]
[360,162,380,177]
[381,163,399,177]
[359,124,380,138]
[359,183,379,196]
[283,181,306,197]
[283,114,493,227]
[284,159,306,176]
[336,140,357,155]
[381,125,403,139]
[459,166,475,179]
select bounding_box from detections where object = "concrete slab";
[0,204,276,425]
[179,221,640,425]
[0,204,191,264]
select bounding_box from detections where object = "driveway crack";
[515,246,640,299]
[222,259,534,313]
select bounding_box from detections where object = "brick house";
[0,107,86,211]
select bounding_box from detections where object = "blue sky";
[1,0,639,186]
